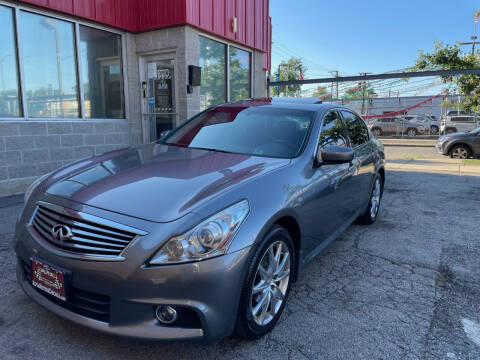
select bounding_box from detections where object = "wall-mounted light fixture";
[232,17,238,33]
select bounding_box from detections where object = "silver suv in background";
[368,116,426,137]
[401,115,440,135]
[440,115,480,134]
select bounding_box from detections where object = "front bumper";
[435,141,452,155]
[14,197,252,343]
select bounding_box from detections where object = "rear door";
[340,110,375,213]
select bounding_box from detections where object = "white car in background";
[440,115,480,134]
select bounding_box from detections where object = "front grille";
[31,203,139,257]
[22,259,111,322]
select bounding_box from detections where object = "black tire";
[430,126,439,135]
[371,128,382,137]
[446,128,457,134]
[356,173,383,225]
[235,225,295,340]
[406,128,417,137]
[449,145,471,159]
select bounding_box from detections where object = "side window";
[318,111,348,151]
[341,111,370,147]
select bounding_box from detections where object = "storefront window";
[79,26,125,119]
[19,11,79,118]
[0,6,22,117]
[229,47,251,102]
[199,37,226,110]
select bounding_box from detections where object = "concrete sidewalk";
[380,138,437,147]
[386,158,480,175]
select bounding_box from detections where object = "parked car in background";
[440,115,480,134]
[14,99,385,343]
[436,127,480,159]
[368,116,426,137]
[446,110,469,116]
[401,115,440,135]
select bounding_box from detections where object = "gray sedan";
[14,100,385,343]
[436,127,480,158]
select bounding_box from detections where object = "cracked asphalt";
[1,148,480,359]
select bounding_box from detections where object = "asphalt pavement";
[1,146,480,359]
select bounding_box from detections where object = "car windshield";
[163,106,315,158]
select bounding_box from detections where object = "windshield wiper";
[189,146,236,154]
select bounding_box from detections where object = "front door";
[141,57,176,142]
[302,110,353,251]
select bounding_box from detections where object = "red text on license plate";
[31,258,67,302]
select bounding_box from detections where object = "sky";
[270,0,480,95]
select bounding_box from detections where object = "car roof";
[219,98,351,114]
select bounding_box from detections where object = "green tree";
[200,37,227,109]
[312,86,331,98]
[344,84,377,99]
[272,57,307,96]
[411,41,478,111]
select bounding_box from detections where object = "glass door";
[142,58,176,141]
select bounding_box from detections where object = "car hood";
[43,143,289,222]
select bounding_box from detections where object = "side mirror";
[316,145,354,166]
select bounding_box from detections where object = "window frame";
[199,33,253,106]
[315,109,349,158]
[0,0,128,122]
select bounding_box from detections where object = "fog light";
[155,305,177,324]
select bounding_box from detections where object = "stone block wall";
[0,120,129,197]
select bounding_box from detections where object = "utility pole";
[329,70,339,100]
[359,72,372,115]
[458,35,479,55]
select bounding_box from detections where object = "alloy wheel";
[370,178,381,219]
[430,126,438,135]
[250,240,291,326]
[407,129,416,137]
[451,147,469,159]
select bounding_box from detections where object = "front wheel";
[371,128,382,137]
[406,128,417,137]
[235,225,294,340]
[449,145,471,159]
[356,174,383,225]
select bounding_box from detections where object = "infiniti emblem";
[51,225,73,242]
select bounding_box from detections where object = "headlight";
[149,200,249,265]
[24,172,51,203]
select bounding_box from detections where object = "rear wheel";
[430,125,439,135]
[406,128,417,137]
[235,225,294,340]
[446,128,456,134]
[371,128,382,137]
[449,145,471,159]
[356,173,383,225]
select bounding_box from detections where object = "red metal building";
[18,0,272,69]
[0,0,272,196]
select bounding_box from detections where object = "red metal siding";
[73,0,96,19]
[244,0,255,49]
[136,0,187,31]
[262,15,271,70]
[17,0,270,67]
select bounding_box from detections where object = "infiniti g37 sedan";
[15,99,385,342]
